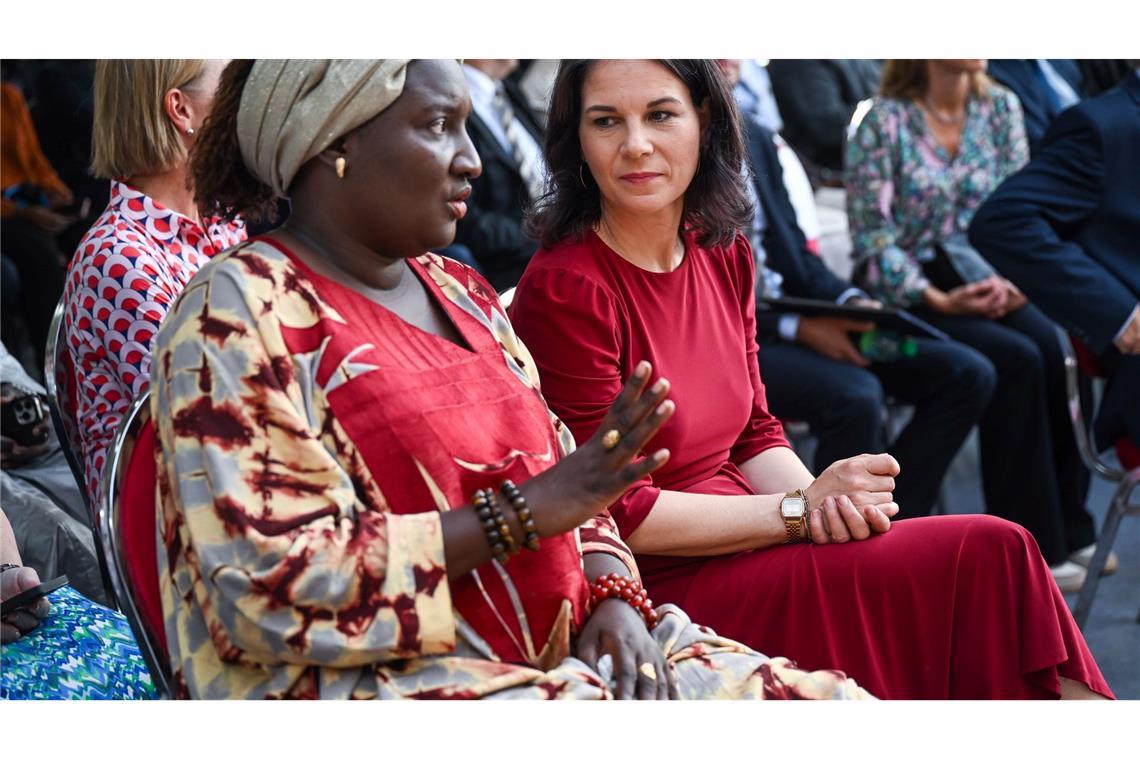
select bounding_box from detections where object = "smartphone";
[0,393,48,446]
[1,575,68,617]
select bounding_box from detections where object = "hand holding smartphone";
[1,575,69,617]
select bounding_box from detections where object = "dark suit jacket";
[767,59,882,173]
[744,121,851,338]
[987,59,1085,155]
[969,73,1140,354]
[455,78,543,290]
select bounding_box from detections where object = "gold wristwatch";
[781,489,809,544]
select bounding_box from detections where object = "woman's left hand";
[808,494,898,545]
[1000,278,1028,314]
[575,598,678,700]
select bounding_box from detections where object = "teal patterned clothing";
[845,84,1030,307]
[1,586,156,700]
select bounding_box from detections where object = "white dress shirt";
[462,64,546,179]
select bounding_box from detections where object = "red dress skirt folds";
[510,229,1111,699]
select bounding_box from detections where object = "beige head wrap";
[236,59,411,197]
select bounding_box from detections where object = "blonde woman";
[845,59,1107,591]
[61,59,245,504]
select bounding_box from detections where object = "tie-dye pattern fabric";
[845,85,1030,307]
[1,586,156,700]
[151,239,869,700]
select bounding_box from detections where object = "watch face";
[782,497,805,519]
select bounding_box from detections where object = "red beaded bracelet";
[588,572,660,629]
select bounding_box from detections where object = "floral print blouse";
[844,84,1030,306]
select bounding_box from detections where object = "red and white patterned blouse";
[61,180,246,503]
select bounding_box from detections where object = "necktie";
[492,85,545,203]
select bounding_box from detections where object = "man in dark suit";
[970,68,1140,448]
[744,119,996,514]
[766,59,881,183]
[987,60,1085,155]
[457,60,546,290]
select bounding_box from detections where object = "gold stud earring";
[335,157,347,179]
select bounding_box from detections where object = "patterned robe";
[152,239,869,700]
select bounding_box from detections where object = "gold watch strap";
[784,519,803,544]
[783,489,810,544]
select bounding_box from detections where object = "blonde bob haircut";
[880,60,993,101]
[90,59,207,179]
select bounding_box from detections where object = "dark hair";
[525,59,752,249]
[191,59,277,222]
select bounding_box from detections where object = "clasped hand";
[803,453,901,544]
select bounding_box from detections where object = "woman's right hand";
[521,361,674,537]
[925,278,1007,319]
[803,453,901,543]
[1,566,51,643]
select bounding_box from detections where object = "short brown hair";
[90,59,207,179]
[526,59,752,250]
[880,60,993,101]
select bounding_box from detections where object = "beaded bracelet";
[486,489,518,557]
[500,480,540,551]
[471,489,508,562]
[474,489,519,562]
[588,572,660,629]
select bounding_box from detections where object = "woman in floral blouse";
[845,59,1104,591]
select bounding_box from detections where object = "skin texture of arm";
[624,447,899,555]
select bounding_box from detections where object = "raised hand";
[521,360,674,538]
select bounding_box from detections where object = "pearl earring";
[335,157,347,179]
[186,127,195,136]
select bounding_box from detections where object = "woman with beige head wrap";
[152,59,871,700]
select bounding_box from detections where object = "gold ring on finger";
[602,429,621,450]
[638,662,658,680]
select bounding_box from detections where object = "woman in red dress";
[510,59,1112,699]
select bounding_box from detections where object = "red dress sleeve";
[510,265,662,537]
[727,234,789,465]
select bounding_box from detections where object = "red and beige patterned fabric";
[61,180,246,502]
[151,239,869,700]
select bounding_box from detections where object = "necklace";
[921,98,965,126]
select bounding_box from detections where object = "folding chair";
[98,389,172,698]
[43,296,120,607]
[42,296,89,503]
[1056,327,1140,629]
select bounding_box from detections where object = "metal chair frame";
[43,296,119,608]
[98,389,172,698]
[1055,326,1140,629]
[42,297,89,502]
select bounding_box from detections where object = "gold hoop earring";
[335,156,347,179]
